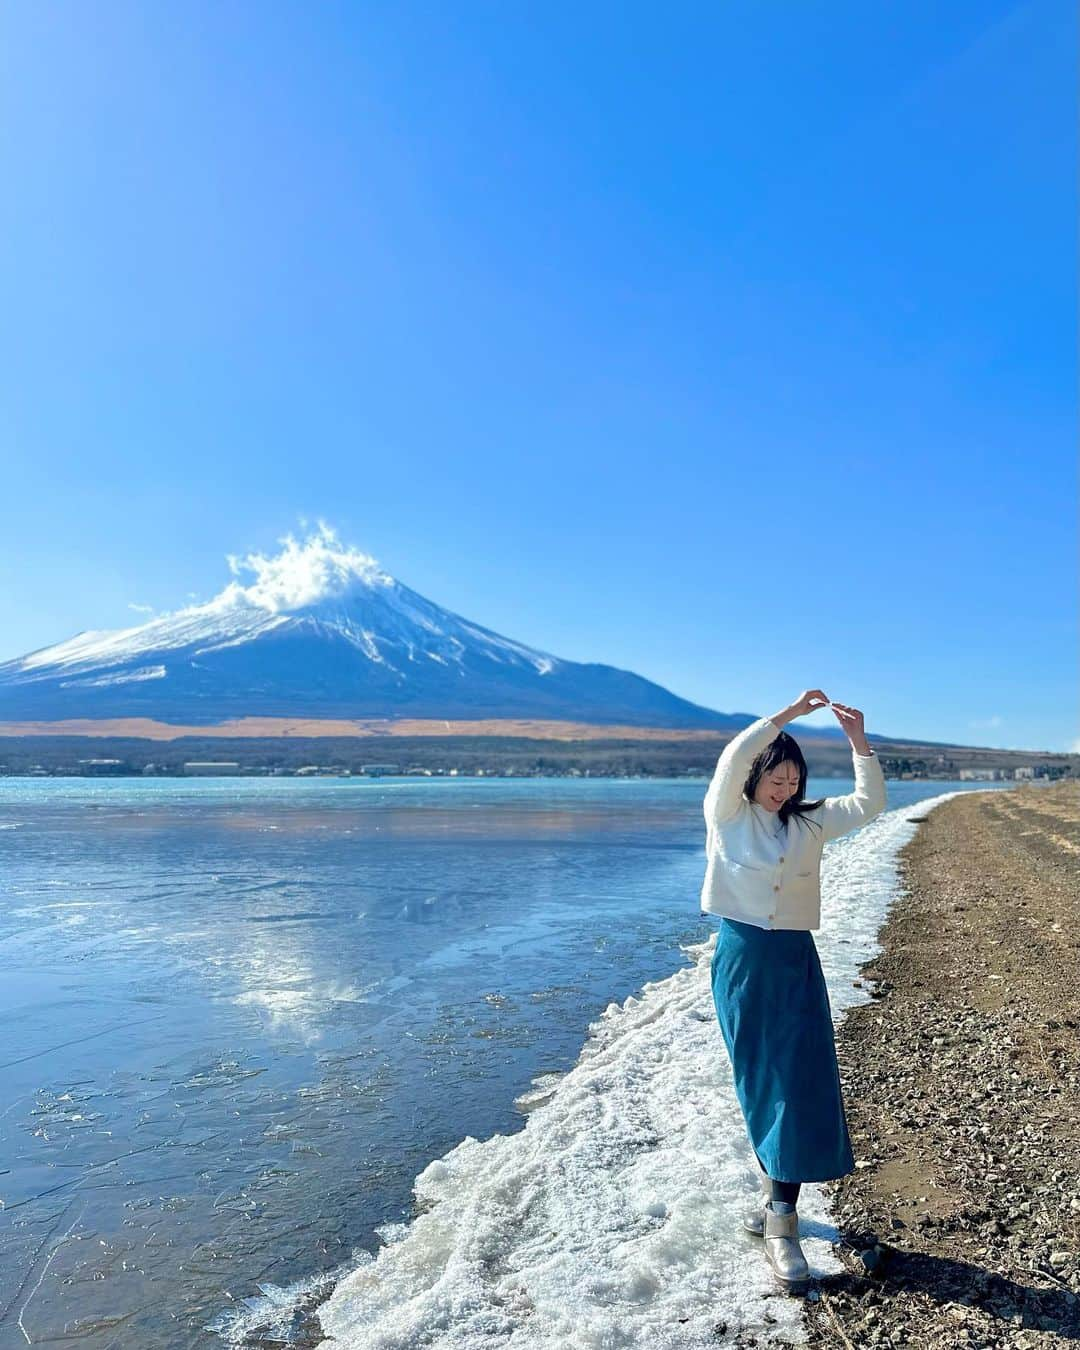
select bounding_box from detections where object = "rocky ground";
[800,779,1080,1349]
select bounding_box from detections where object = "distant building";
[182,761,241,776]
[958,768,999,781]
[360,763,399,776]
[1013,766,1035,780]
[78,758,127,776]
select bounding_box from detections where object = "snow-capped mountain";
[0,526,744,729]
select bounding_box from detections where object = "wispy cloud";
[113,521,393,630]
[968,715,1004,730]
[212,520,389,613]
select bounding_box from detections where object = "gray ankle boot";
[763,1200,810,1293]
[741,1172,771,1235]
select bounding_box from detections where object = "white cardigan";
[699,716,888,931]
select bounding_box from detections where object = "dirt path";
[803,780,1080,1349]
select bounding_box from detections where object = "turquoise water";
[0,775,1009,1347]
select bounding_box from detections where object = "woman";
[700,688,888,1294]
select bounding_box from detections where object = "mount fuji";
[0,527,744,731]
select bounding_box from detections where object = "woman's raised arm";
[703,690,829,828]
[703,716,783,827]
[819,701,888,841]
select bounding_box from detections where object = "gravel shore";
[799,780,1080,1348]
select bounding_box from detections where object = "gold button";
[773,884,780,892]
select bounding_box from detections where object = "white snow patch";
[292,795,961,1350]
[58,664,166,688]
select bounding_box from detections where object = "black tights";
[755,1151,802,1206]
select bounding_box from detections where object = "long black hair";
[745,730,826,831]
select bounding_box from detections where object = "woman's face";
[753,760,801,812]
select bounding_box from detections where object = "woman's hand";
[792,689,830,718]
[769,689,829,728]
[831,701,871,754]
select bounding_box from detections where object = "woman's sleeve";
[819,747,887,842]
[703,716,782,829]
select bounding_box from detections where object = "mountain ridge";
[0,525,787,733]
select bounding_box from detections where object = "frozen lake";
[0,774,1008,1347]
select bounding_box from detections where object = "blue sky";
[1,1,1074,751]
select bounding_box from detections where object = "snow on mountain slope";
[0,525,738,729]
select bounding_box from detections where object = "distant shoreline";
[0,719,1072,783]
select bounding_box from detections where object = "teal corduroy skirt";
[709,916,855,1183]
